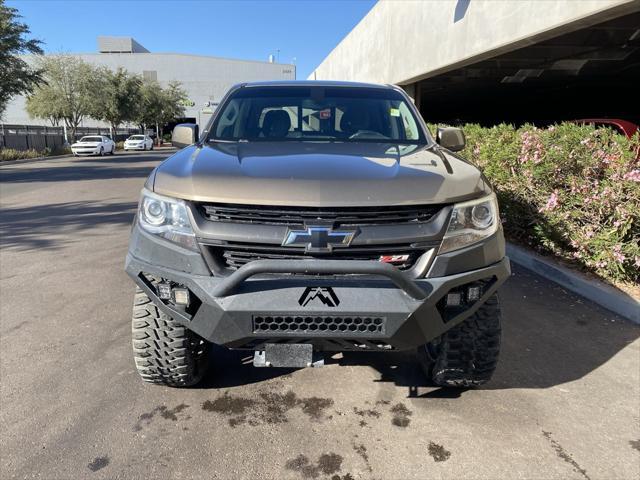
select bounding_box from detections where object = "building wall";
[308,0,638,85]
[3,53,295,127]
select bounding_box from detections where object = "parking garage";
[310,0,640,126]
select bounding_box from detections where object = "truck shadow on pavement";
[0,156,160,184]
[0,200,137,250]
[201,265,639,395]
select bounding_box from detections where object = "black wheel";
[150,143,154,150]
[132,286,211,387]
[99,147,104,156]
[418,294,501,387]
[110,144,115,155]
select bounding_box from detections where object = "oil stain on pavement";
[542,430,590,480]
[428,442,452,462]
[133,404,190,431]
[202,390,333,427]
[285,453,343,479]
[87,456,109,472]
[352,443,373,472]
[390,402,413,427]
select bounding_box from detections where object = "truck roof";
[241,80,395,90]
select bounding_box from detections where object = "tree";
[136,80,164,130]
[162,81,188,124]
[26,55,100,140]
[91,67,141,135]
[135,80,187,142]
[0,0,43,119]
[25,81,63,126]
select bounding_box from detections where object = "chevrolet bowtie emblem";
[283,226,357,253]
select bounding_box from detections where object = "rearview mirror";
[172,124,199,149]
[436,127,465,152]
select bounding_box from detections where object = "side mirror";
[436,127,465,152]
[172,124,199,149]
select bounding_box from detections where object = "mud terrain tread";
[132,286,209,387]
[419,294,501,387]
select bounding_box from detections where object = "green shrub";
[0,146,71,161]
[437,122,639,283]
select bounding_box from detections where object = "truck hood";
[152,142,491,207]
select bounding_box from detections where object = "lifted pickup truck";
[125,81,510,388]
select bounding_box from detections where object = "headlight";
[137,188,198,251]
[439,193,499,254]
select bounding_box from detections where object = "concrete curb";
[506,243,639,323]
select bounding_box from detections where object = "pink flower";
[613,220,622,228]
[596,260,607,268]
[635,257,640,268]
[623,169,640,182]
[540,191,560,212]
[612,245,626,264]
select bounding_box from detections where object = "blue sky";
[8,0,377,79]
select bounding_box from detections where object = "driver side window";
[398,103,419,140]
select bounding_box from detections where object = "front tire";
[418,294,501,387]
[132,287,211,387]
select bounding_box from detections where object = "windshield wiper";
[207,138,240,144]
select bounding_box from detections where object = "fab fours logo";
[298,287,340,307]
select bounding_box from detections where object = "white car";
[124,135,154,151]
[71,135,116,156]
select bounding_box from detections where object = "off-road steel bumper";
[125,228,510,352]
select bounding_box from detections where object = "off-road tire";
[132,286,210,387]
[418,294,501,387]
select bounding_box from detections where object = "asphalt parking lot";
[1,151,638,480]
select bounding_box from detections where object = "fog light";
[446,292,462,307]
[467,286,481,302]
[172,288,190,306]
[157,282,171,300]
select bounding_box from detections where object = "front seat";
[340,107,371,136]
[262,110,291,138]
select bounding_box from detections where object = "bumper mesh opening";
[253,315,386,334]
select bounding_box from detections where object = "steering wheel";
[348,130,389,140]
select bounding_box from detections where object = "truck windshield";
[209,86,427,143]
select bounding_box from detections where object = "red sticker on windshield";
[320,109,331,119]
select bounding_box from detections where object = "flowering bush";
[0,146,71,161]
[448,123,639,284]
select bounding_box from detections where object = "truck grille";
[205,242,422,271]
[198,203,443,226]
[253,315,386,334]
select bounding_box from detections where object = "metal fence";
[0,124,141,151]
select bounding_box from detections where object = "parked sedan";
[124,135,154,151]
[71,136,116,156]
